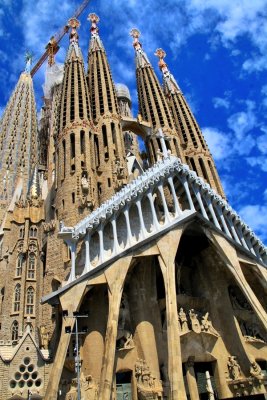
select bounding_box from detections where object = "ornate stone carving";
[201,312,219,336]
[189,309,201,333]
[178,307,189,333]
[43,219,56,233]
[135,359,163,399]
[39,325,50,350]
[227,356,241,380]
[66,374,98,400]
[250,361,263,378]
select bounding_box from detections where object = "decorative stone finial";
[68,17,80,43]
[88,13,100,36]
[155,48,167,70]
[24,52,33,74]
[130,28,140,39]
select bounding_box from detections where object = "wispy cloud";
[213,97,230,109]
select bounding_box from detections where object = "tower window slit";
[94,135,100,167]
[102,125,109,159]
[70,133,75,172]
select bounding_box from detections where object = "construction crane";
[30,0,90,77]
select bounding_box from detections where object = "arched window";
[16,254,24,277]
[14,284,21,312]
[28,254,35,279]
[26,287,34,315]
[29,226,37,238]
[19,227,24,239]
[11,320,19,341]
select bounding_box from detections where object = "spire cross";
[88,13,100,36]
[155,48,168,72]
[68,17,80,44]
[130,28,142,50]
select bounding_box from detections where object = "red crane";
[30,0,91,77]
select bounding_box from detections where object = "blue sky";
[0,0,266,243]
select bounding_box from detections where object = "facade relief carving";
[178,308,219,336]
[250,361,263,379]
[43,219,56,233]
[135,359,163,399]
[39,325,50,350]
[238,318,266,344]
[65,374,98,400]
[227,356,241,380]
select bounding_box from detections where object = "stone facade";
[0,13,266,400]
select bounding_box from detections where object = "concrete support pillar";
[167,176,182,217]
[185,357,200,400]
[44,281,88,400]
[157,227,187,400]
[98,256,132,400]
[180,176,195,211]
[210,232,267,332]
[147,190,161,230]
[158,182,171,223]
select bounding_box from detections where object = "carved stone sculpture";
[135,359,163,399]
[179,307,189,333]
[227,356,241,380]
[250,361,263,378]
[201,313,219,336]
[39,325,49,350]
[189,309,201,333]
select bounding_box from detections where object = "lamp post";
[63,310,88,400]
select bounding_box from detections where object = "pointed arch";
[14,284,21,312]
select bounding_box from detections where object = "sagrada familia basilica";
[0,11,266,400]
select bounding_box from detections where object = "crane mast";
[30,0,90,77]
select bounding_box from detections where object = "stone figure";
[189,309,201,333]
[250,361,262,378]
[201,313,219,336]
[135,359,163,397]
[179,308,189,333]
[227,356,241,380]
[39,325,49,350]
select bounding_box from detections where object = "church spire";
[55,18,96,225]
[58,17,91,133]
[0,62,38,223]
[130,29,184,164]
[87,14,127,203]
[87,13,119,119]
[155,48,225,197]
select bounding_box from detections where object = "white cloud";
[227,101,257,140]
[238,202,267,241]
[257,132,267,154]
[213,97,230,109]
[246,156,267,172]
[202,127,232,161]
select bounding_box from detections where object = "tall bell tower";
[87,14,128,203]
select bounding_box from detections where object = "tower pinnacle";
[155,48,181,95]
[130,28,150,68]
[68,17,80,44]
[87,13,104,51]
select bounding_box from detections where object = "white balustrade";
[59,156,267,283]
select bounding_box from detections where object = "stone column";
[44,281,88,400]
[185,357,200,400]
[210,232,267,332]
[98,256,132,400]
[157,226,187,400]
